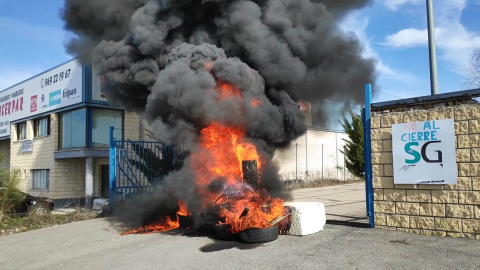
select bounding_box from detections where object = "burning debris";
[61,0,375,242]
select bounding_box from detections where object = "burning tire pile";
[61,0,374,243]
[119,160,291,244]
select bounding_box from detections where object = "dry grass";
[284,178,363,191]
[1,209,99,236]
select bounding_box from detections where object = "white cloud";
[382,0,480,74]
[385,0,422,10]
[383,28,428,48]
[340,14,417,84]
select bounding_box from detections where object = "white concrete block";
[92,198,109,211]
[283,202,326,236]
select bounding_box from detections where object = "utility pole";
[427,0,439,95]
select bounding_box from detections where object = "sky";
[0,0,479,104]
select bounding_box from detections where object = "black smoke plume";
[61,0,376,228]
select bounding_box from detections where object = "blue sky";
[0,0,479,104]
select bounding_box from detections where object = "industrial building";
[0,59,349,208]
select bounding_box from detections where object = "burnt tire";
[238,225,278,244]
[214,224,237,241]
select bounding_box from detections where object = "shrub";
[0,170,24,218]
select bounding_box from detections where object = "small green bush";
[0,169,24,217]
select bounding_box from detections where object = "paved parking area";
[291,182,367,224]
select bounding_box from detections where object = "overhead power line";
[372,89,402,99]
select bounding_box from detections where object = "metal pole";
[336,133,339,180]
[109,126,116,213]
[321,144,324,179]
[295,143,298,181]
[427,0,439,95]
[364,84,374,228]
[305,131,308,178]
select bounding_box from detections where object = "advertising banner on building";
[0,60,83,138]
[392,119,457,184]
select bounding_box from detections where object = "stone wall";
[10,114,58,198]
[9,114,86,200]
[124,112,150,141]
[371,100,480,240]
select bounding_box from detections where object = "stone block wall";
[10,114,57,198]
[371,101,480,240]
[9,114,86,200]
[124,112,150,141]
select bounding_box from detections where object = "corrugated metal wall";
[272,129,353,181]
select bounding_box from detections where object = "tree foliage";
[466,45,480,88]
[0,155,23,218]
[340,110,365,178]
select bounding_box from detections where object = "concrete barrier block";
[283,202,326,236]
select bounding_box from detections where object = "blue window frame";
[59,108,87,149]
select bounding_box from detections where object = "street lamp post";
[427,0,439,95]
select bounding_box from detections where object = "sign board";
[0,60,83,138]
[21,140,33,153]
[392,119,457,184]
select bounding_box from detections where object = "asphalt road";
[1,183,479,270]
[1,217,479,270]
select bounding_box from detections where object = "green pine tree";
[340,110,365,178]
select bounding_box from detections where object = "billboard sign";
[0,60,83,138]
[392,119,457,185]
[21,140,33,153]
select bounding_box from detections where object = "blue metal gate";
[108,127,187,211]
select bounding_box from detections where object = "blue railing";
[109,126,188,212]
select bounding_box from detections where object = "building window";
[60,108,86,149]
[17,122,26,140]
[92,109,123,148]
[32,169,49,190]
[34,117,50,137]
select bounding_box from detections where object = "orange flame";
[205,61,213,71]
[122,81,283,235]
[216,80,241,101]
[191,123,283,233]
[251,99,262,107]
[177,201,189,216]
[191,124,261,189]
[221,197,284,233]
[121,201,189,235]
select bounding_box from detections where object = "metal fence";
[109,127,188,209]
[273,142,353,181]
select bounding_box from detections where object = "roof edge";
[372,88,480,110]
